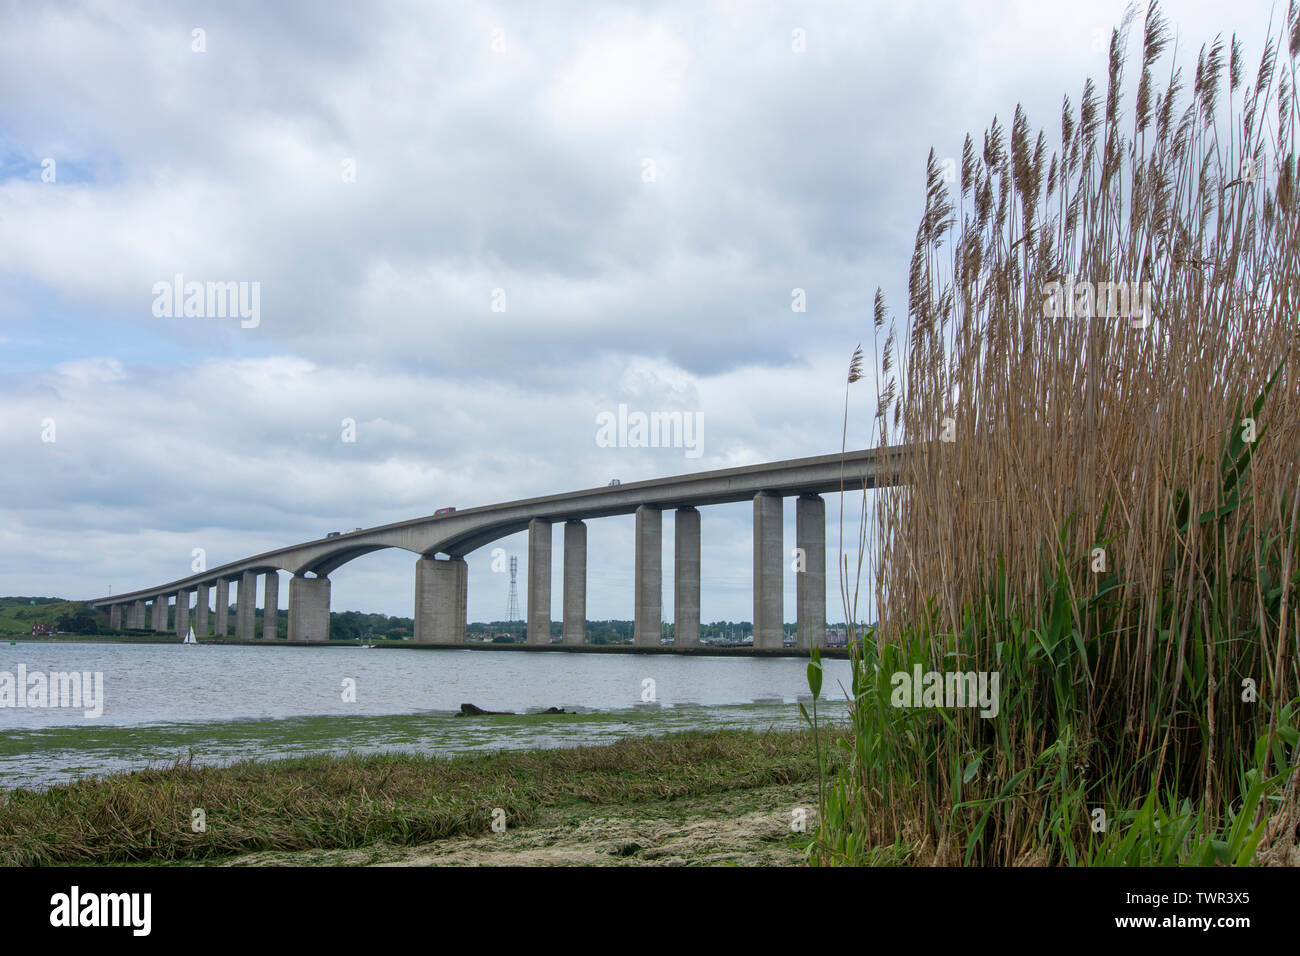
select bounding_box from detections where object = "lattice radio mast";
[505,555,520,623]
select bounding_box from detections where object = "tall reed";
[821,1,1300,865]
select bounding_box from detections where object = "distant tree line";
[329,610,410,641]
[15,594,864,641]
[56,608,101,634]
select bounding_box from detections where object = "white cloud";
[0,0,1276,620]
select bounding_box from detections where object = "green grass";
[0,729,842,866]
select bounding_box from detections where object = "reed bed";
[818,1,1300,865]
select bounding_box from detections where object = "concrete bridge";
[87,446,905,650]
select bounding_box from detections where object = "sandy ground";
[222,781,820,867]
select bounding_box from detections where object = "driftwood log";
[457,703,567,717]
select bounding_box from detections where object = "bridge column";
[174,589,189,637]
[262,572,279,640]
[236,571,257,640]
[634,505,662,647]
[753,492,784,650]
[563,520,586,645]
[288,575,330,642]
[215,578,229,637]
[414,557,467,644]
[151,596,167,632]
[195,583,210,637]
[527,519,552,645]
[129,600,146,630]
[674,507,700,646]
[109,605,122,632]
[796,494,826,650]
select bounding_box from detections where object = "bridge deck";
[89,445,908,606]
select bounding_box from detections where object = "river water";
[0,641,853,791]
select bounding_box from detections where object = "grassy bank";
[0,729,839,866]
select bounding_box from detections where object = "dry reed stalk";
[840,1,1300,855]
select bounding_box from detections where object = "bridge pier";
[563,520,586,645]
[151,596,167,633]
[174,589,189,637]
[753,492,783,650]
[796,494,825,649]
[215,578,229,637]
[262,572,279,640]
[527,519,552,644]
[236,571,257,640]
[288,575,330,642]
[129,600,146,630]
[195,583,209,637]
[109,605,121,631]
[634,505,662,647]
[674,507,700,646]
[413,556,466,644]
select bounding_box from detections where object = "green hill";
[0,597,104,637]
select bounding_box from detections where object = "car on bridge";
[435,507,456,516]
[326,531,342,538]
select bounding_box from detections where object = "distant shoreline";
[10,634,850,659]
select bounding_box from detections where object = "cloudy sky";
[1,0,1274,624]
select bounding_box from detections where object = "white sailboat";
[183,626,197,645]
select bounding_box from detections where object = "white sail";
[183,626,197,645]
